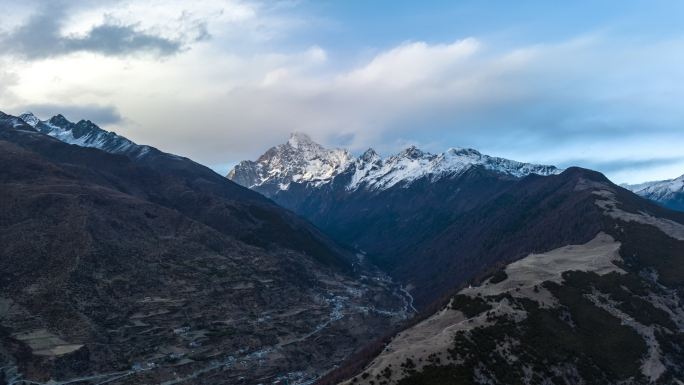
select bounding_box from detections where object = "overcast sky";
[1,0,684,183]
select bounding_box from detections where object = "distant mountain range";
[624,175,684,212]
[229,132,561,194]
[19,112,153,159]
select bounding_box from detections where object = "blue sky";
[304,1,676,46]
[1,0,684,183]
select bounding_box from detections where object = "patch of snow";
[348,146,560,191]
[235,132,354,190]
[19,112,40,127]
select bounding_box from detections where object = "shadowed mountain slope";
[0,111,409,385]
[323,168,684,385]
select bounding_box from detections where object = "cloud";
[340,39,480,88]
[0,69,19,99]
[2,1,684,184]
[160,34,684,185]
[14,103,123,125]
[560,157,684,175]
[65,23,182,57]
[0,3,190,59]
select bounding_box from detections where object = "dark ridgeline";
[319,167,684,385]
[397,167,610,306]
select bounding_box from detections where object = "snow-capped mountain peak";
[19,112,40,127]
[446,147,481,157]
[625,174,684,211]
[228,134,562,194]
[227,133,354,191]
[399,145,428,159]
[360,148,381,163]
[47,114,71,127]
[18,112,152,159]
[287,132,321,150]
[1,111,35,129]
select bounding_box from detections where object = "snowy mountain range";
[228,132,561,195]
[624,174,684,211]
[19,112,153,158]
[228,132,354,191]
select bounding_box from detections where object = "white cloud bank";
[1,1,684,183]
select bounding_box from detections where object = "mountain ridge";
[322,166,684,385]
[624,174,684,212]
[228,133,561,195]
[19,112,154,159]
